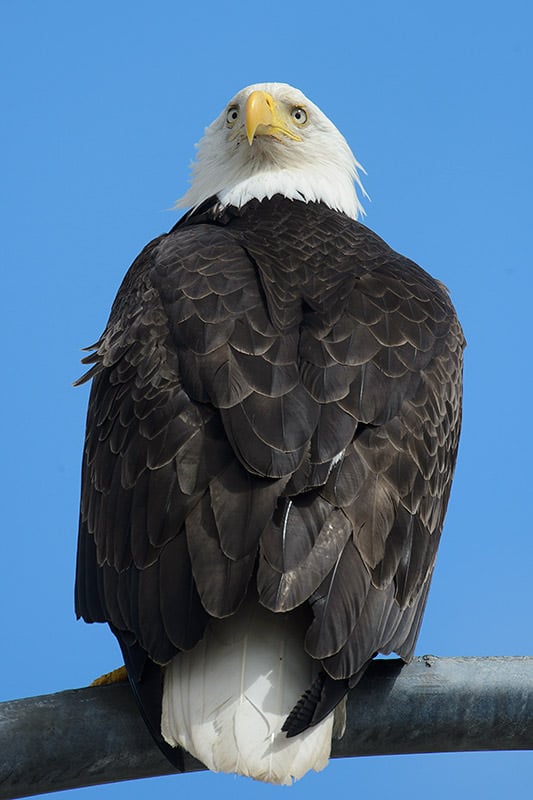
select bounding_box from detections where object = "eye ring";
[291,106,308,126]
[226,105,239,125]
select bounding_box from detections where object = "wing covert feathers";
[76,196,464,782]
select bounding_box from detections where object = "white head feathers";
[177,82,367,220]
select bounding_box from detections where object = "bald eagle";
[75,83,464,784]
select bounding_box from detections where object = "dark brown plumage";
[76,195,464,749]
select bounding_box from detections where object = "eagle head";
[177,82,367,219]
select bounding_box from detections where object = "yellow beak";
[245,90,302,145]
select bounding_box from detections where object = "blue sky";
[1,1,532,798]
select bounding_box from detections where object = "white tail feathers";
[161,598,334,785]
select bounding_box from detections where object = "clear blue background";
[1,1,532,798]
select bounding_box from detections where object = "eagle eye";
[291,106,308,126]
[226,105,239,126]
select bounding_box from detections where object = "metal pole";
[1,657,532,799]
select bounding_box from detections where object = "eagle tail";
[161,598,334,785]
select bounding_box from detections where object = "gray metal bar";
[1,656,532,799]
[337,655,533,757]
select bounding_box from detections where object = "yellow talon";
[90,665,128,686]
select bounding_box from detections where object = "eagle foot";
[90,665,128,687]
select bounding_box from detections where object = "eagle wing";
[76,199,464,735]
